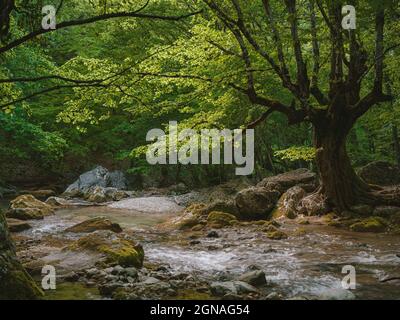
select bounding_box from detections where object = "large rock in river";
[358,161,400,186]
[0,210,43,299]
[65,217,122,233]
[69,230,144,268]
[272,186,306,219]
[235,187,280,220]
[63,166,128,198]
[6,194,54,220]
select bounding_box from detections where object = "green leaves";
[275,146,316,162]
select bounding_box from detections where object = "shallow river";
[12,198,400,300]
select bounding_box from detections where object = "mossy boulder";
[204,200,239,217]
[235,187,280,220]
[207,211,238,227]
[65,217,122,233]
[69,231,144,268]
[265,229,288,240]
[0,210,43,299]
[350,217,388,233]
[7,194,54,220]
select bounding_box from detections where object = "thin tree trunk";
[392,125,400,166]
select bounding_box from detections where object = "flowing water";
[10,197,400,300]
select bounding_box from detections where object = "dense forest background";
[0,0,399,192]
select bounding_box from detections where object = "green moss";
[322,213,338,224]
[99,241,144,268]
[191,224,205,231]
[0,210,44,300]
[350,216,388,233]
[293,227,307,236]
[173,289,213,300]
[327,220,344,228]
[44,282,100,300]
[266,229,288,240]
[69,232,145,268]
[0,268,44,300]
[298,218,310,225]
[178,217,201,230]
[207,211,237,227]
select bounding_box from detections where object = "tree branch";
[0,9,202,54]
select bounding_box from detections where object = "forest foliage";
[0,0,399,187]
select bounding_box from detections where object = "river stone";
[350,217,388,233]
[373,206,400,217]
[358,161,400,186]
[235,187,280,220]
[210,281,259,296]
[108,171,127,190]
[45,196,71,207]
[257,169,317,194]
[64,166,109,197]
[124,267,138,279]
[272,186,306,219]
[65,217,122,233]
[20,189,55,199]
[6,218,32,233]
[297,193,329,216]
[210,281,238,296]
[350,204,374,216]
[238,270,267,287]
[69,230,144,268]
[63,166,128,199]
[7,194,54,220]
[204,200,239,216]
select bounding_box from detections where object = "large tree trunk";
[313,115,400,213]
[313,117,371,212]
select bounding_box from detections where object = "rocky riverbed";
[7,195,400,300]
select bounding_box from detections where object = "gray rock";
[257,169,317,194]
[350,204,374,216]
[233,281,259,294]
[235,187,280,220]
[210,281,238,296]
[238,270,267,287]
[64,166,109,197]
[63,166,128,200]
[207,231,219,238]
[124,267,138,278]
[141,277,161,285]
[108,171,127,190]
[373,206,400,217]
[85,268,99,278]
[297,192,329,216]
[210,281,259,296]
[45,196,71,207]
[174,192,206,207]
[273,186,306,219]
[359,161,400,186]
[265,292,281,300]
[111,265,124,275]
